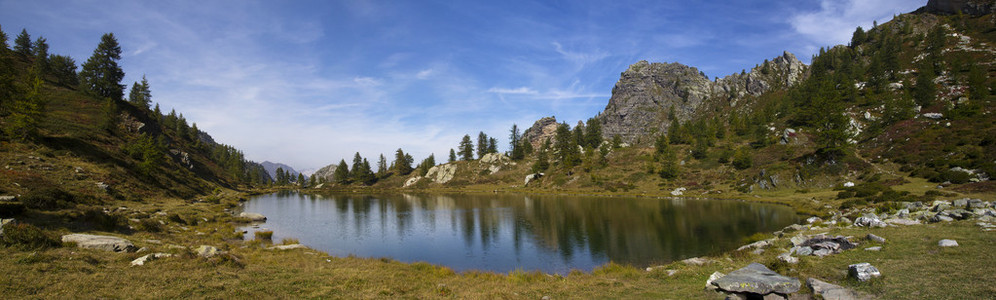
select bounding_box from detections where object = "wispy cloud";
[789,0,923,47]
[488,87,538,95]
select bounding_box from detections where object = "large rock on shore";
[62,233,137,252]
[711,263,801,295]
[239,212,267,222]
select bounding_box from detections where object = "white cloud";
[415,68,434,79]
[789,0,923,47]
[487,87,539,95]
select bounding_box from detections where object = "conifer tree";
[49,54,77,86]
[584,118,603,149]
[128,75,152,109]
[476,132,488,159]
[377,154,388,177]
[459,135,474,161]
[509,124,523,160]
[4,75,44,140]
[30,37,49,76]
[487,137,498,154]
[333,159,350,184]
[298,173,306,187]
[531,139,550,173]
[13,29,31,57]
[393,148,413,175]
[448,149,456,163]
[913,63,936,106]
[79,33,125,101]
[522,139,534,155]
[0,24,8,50]
[554,123,580,168]
[358,158,375,185]
[851,26,866,47]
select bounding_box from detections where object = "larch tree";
[333,159,350,184]
[128,75,152,109]
[448,149,456,163]
[79,33,125,101]
[509,124,524,160]
[30,36,49,76]
[476,131,488,159]
[13,29,31,57]
[459,135,474,161]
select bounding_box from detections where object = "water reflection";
[241,192,797,274]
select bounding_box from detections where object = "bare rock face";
[312,163,338,183]
[925,0,995,16]
[426,164,457,184]
[521,116,560,149]
[597,52,807,144]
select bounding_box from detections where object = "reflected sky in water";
[240,192,797,274]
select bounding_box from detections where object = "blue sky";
[0,0,924,171]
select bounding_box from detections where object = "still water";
[240,191,797,274]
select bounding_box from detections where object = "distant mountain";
[261,161,299,179]
[312,163,338,183]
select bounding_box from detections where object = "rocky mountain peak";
[521,116,560,149]
[596,52,808,144]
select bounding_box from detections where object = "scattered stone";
[0,218,14,237]
[238,212,267,222]
[131,253,173,266]
[885,218,921,226]
[737,239,771,251]
[670,187,687,196]
[711,263,801,295]
[865,246,882,251]
[267,244,308,250]
[681,257,710,266]
[704,271,726,291]
[96,182,110,192]
[938,239,959,247]
[524,173,544,186]
[953,198,969,208]
[782,224,807,233]
[866,234,886,243]
[848,263,881,282]
[794,234,857,257]
[922,112,943,119]
[843,182,855,187]
[807,278,873,300]
[930,215,955,222]
[777,252,798,264]
[790,235,807,247]
[61,233,137,252]
[854,215,887,228]
[967,199,985,209]
[195,245,220,257]
[806,216,822,224]
[0,195,16,202]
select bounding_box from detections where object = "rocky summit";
[521,116,560,149]
[597,51,806,144]
[924,0,996,15]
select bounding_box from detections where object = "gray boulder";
[854,215,886,228]
[711,263,801,295]
[953,198,969,208]
[807,278,873,300]
[239,212,267,222]
[938,239,959,247]
[705,271,725,291]
[425,164,457,184]
[524,173,544,186]
[777,253,798,264]
[848,263,881,282]
[130,253,173,266]
[866,234,886,243]
[62,233,137,252]
[267,244,308,250]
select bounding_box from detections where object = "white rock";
[268,244,309,250]
[403,176,421,187]
[131,253,173,266]
[938,239,959,247]
[238,212,267,222]
[62,233,137,252]
[843,182,855,187]
[195,245,220,257]
[670,187,686,196]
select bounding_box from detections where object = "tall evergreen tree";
[30,37,49,76]
[333,159,350,184]
[297,173,306,187]
[522,139,534,156]
[554,122,580,168]
[448,149,456,163]
[128,75,152,109]
[4,75,44,140]
[377,154,388,177]
[79,33,125,101]
[487,137,498,154]
[458,135,474,161]
[0,24,8,50]
[912,63,936,106]
[584,118,603,149]
[509,124,524,160]
[476,131,488,159]
[358,158,375,185]
[393,148,413,175]
[350,152,366,181]
[531,139,550,173]
[13,29,31,57]
[49,54,77,86]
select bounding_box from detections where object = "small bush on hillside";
[254,230,273,241]
[80,208,126,231]
[135,218,163,233]
[0,223,61,250]
[0,202,26,217]
[20,187,75,210]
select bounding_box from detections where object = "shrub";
[135,218,163,233]
[1,223,61,250]
[79,208,126,231]
[281,238,299,245]
[732,148,753,170]
[20,187,75,210]
[254,230,273,240]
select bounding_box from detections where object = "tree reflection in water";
[242,192,798,274]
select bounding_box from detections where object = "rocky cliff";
[312,163,338,183]
[597,51,807,144]
[923,0,996,15]
[521,116,560,149]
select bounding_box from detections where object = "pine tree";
[13,29,31,57]
[448,149,456,163]
[4,75,44,140]
[732,146,753,170]
[30,37,49,76]
[297,173,306,187]
[509,124,523,160]
[377,154,388,177]
[417,154,436,176]
[531,139,550,173]
[359,158,375,185]
[522,139,533,155]
[554,122,579,168]
[128,75,152,109]
[584,118,603,149]
[393,148,413,175]
[333,159,350,184]
[0,24,8,50]
[49,54,77,86]
[79,33,125,101]
[275,167,286,185]
[851,26,866,47]
[476,132,488,159]
[487,137,498,154]
[611,134,622,149]
[459,135,474,161]
[913,63,936,106]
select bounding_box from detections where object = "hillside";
[0,30,269,214]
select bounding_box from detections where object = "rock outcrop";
[425,164,457,184]
[521,117,560,149]
[62,233,137,252]
[710,262,801,297]
[597,52,807,144]
[312,163,338,183]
